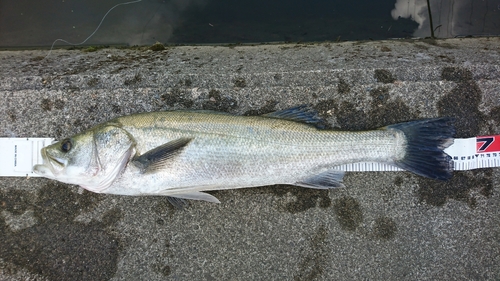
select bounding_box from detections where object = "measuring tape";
[0,138,54,177]
[1,136,499,177]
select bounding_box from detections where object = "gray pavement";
[0,38,499,280]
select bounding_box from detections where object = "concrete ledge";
[1,38,499,280]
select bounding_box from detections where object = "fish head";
[34,124,136,192]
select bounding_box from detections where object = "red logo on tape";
[476,135,500,153]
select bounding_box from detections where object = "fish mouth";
[47,154,66,168]
[33,148,66,177]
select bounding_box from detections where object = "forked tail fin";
[388,118,455,180]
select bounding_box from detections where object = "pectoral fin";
[295,170,345,189]
[132,138,192,173]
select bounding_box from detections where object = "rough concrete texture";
[0,38,499,280]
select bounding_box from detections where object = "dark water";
[0,0,498,47]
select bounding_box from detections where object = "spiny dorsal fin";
[263,105,325,128]
[132,138,192,173]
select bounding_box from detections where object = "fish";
[33,106,455,208]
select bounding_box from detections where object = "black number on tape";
[477,137,494,152]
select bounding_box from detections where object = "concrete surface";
[0,38,499,280]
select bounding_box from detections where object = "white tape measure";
[1,136,499,177]
[0,138,54,177]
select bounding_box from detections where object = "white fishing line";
[44,0,142,59]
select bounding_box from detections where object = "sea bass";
[33,106,455,207]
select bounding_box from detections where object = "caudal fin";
[388,118,455,180]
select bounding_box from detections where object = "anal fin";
[165,191,221,204]
[295,170,345,189]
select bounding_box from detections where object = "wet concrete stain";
[1,223,118,281]
[233,77,247,88]
[86,104,99,113]
[334,86,418,130]
[313,99,336,122]
[437,67,486,138]
[202,89,238,112]
[379,176,407,203]
[54,99,65,110]
[100,207,123,226]
[441,67,472,82]
[152,264,171,277]
[277,186,331,214]
[0,190,30,215]
[226,185,332,214]
[150,236,172,277]
[374,69,396,84]
[332,196,363,231]
[111,104,122,114]
[372,217,397,240]
[489,106,500,124]
[72,119,85,131]
[417,169,493,207]
[394,176,404,187]
[123,73,142,86]
[183,78,193,87]
[87,77,99,87]
[243,100,278,116]
[160,87,194,109]
[39,98,66,112]
[337,78,350,95]
[0,183,121,281]
[7,109,16,122]
[40,98,53,111]
[294,225,328,281]
[417,67,492,207]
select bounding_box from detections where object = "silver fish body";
[34,107,454,205]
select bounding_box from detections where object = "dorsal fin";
[262,105,325,128]
[179,109,233,116]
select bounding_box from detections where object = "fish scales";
[107,111,404,193]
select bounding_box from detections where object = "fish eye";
[61,138,72,153]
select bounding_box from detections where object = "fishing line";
[140,1,164,44]
[45,0,143,59]
[447,0,451,37]
[482,0,488,33]
[469,0,473,27]
[437,0,443,36]
[450,0,455,36]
